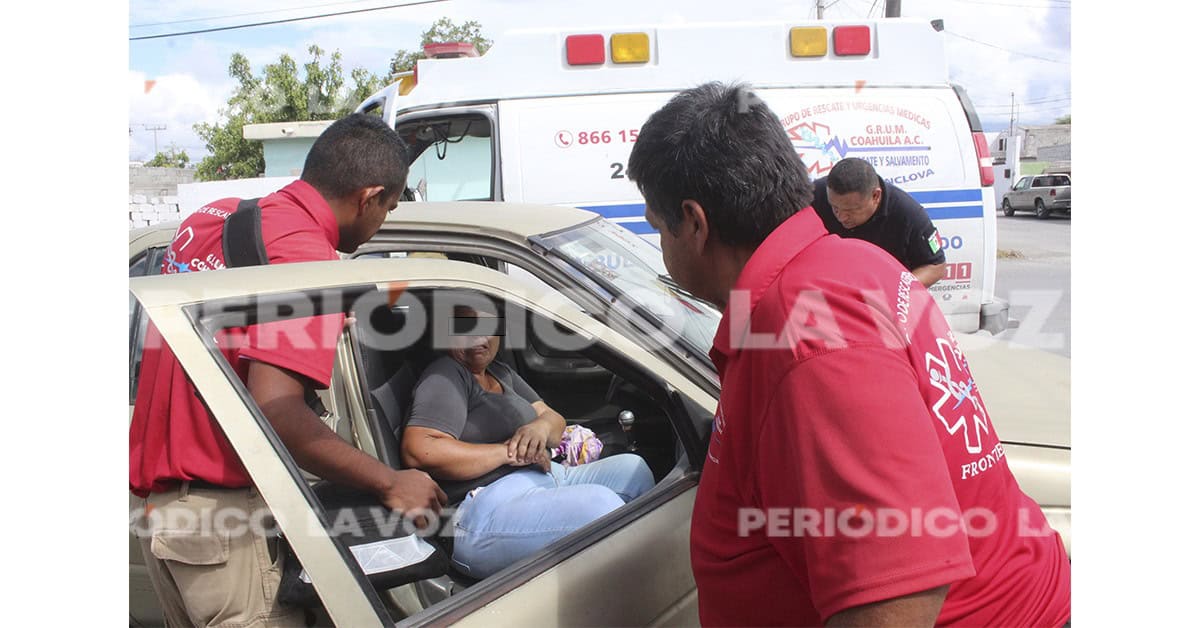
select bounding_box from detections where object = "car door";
[1031,176,1053,207]
[1010,177,1032,209]
[130,258,710,627]
[127,231,174,628]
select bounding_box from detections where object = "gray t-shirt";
[406,356,542,498]
[407,355,541,441]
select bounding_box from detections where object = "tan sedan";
[129,202,1069,626]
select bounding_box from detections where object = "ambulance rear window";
[398,114,494,201]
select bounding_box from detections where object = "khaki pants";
[135,482,305,628]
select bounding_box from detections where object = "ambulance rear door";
[497,92,677,237]
[499,87,992,332]
[753,86,992,333]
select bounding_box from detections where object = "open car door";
[130,257,711,626]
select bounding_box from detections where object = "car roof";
[128,202,601,250]
[380,201,598,240]
[129,222,181,257]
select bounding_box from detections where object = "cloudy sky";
[127,0,1071,161]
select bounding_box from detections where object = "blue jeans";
[450,453,654,578]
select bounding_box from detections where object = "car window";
[397,115,494,201]
[129,247,166,403]
[1014,178,1030,190]
[1053,175,1070,186]
[171,277,706,622]
[1033,177,1051,187]
[355,247,564,307]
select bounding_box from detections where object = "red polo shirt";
[691,208,1070,626]
[130,180,345,497]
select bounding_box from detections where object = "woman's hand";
[505,447,552,472]
[507,421,553,465]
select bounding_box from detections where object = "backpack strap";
[221,198,269,268]
[219,197,329,418]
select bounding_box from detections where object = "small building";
[989,124,1070,184]
[990,124,1071,163]
[242,120,334,177]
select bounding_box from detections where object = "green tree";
[145,145,190,168]
[1054,114,1071,125]
[194,46,384,181]
[388,17,493,76]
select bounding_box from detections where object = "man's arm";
[911,262,947,288]
[826,585,949,627]
[246,360,446,519]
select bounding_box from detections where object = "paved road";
[990,211,1071,357]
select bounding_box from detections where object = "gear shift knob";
[618,410,637,452]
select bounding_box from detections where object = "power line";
[954,0,1070,8]
[1012,104,1071,114]
[976,96,1071,107]
[129,0,448,41]
[943,31,1070,64]
[130,0,380,28]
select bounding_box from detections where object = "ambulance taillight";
[972,132,995,187]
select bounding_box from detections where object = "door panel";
[445,487,698,628]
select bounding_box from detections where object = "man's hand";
[912,263,947,288]
[508,421,553,465]
[506,447,552,472]
[378,469,447,530]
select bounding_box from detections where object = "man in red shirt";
[627,84,1069,626]
[130,114,446,627]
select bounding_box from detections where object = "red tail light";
[566,34,606,65]
[972,132,994,187]
[1050,188,1057,197]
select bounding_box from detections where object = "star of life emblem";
[925,335,991,454]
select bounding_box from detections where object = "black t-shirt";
[810,176,946,270]
[406,356,542,498]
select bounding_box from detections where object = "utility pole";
[142,124,166,155]
[817,0,825,19]
[885,0,901,17]
[1009,92,1015,137]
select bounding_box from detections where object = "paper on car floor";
[298,535,437,584]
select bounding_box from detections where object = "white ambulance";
[356,18,1006,334]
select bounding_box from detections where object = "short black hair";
[626,82,812,248]
[301,113,410,201]
[826,158,880,196]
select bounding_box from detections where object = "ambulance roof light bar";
[423,42,479,59]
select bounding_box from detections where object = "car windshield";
[532,218,721,367]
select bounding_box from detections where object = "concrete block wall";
[129,165,195,229]
[129,194,184,229]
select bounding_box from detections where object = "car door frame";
[131,257,713,626]
[354,228,721,399]
[393,104,504,202]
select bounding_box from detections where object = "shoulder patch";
[928,231,942,254]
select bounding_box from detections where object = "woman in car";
[401,304,654,579]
